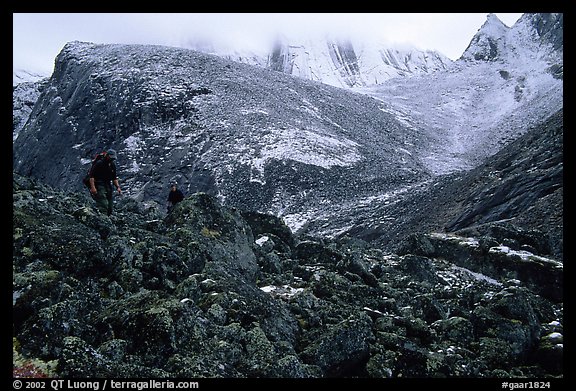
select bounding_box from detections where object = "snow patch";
[237,126,362,184]
[281,210,316,233]
[451,265,502,286]
[128,160,141,173]
[124,134,144,153]
[430,233,480,248]
[255,236,269,246]
[256,127,361,169]
[240,108,269,115]
[488,246,563,268]
[259,284,304,299]
[363,307,386,316]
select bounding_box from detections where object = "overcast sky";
[13,13,524,76]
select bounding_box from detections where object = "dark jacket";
[89,158,117,183]
[168,189,184,205]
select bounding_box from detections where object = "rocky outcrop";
[13,173,562,378]
[12,41,431,217]
[460,14,510,62]
[398,230,563,302]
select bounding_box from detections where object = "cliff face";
[13,172,562,378]
[12,79,48,141]
[461,13,563,66]
[12,41,431,216]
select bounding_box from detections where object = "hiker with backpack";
[166,183,184,213]
[86,149,122,216]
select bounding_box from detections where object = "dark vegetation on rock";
[13,173,562,378]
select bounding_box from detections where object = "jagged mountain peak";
[360,12,562,177]
[486,13,509,28]
[13,41,434,216]
[460,12,563,64]
[460,13,509,61]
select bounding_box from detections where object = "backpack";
[82,152,107,189]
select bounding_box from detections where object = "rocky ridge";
[12,41,432,215]
[13,173,563,378]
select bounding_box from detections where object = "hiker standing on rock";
[167,183,184,213]
[89,149,121,216]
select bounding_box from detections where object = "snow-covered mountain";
[177,13,562,177]
[285,12,563,241]
[461,13,563,64]
[356,13,563,175]
[12,13,562,248]
[184,35,452,89]
[12,41,433,217]
[10,13,564,379]
[13,69,51,140]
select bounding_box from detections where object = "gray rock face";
[461,14,510,62]
[461,13,563,65]
[398,231,563,302]
[13,173,562,377]
[445,111,563,236]
[12,41,431,217]
[526,13,563,51]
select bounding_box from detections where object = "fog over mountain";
[12,13,563,379]
[185,34,452,88]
